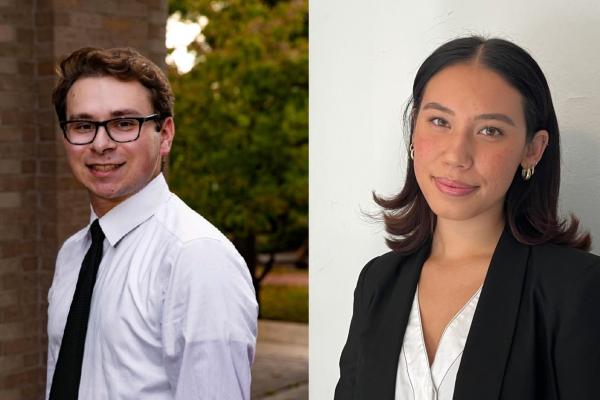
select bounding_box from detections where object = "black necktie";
[50,219,105,400]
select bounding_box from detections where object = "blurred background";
[167,1,308,398]
[0,0,307,398]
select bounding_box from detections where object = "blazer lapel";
[358,241,431,399]
[454,227,530,400]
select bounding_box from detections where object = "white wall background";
[309,0,600,398]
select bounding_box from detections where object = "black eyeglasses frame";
[60,114,163,145]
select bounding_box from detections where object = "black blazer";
[335,228,600,399]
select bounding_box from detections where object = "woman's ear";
[521,130,549,169]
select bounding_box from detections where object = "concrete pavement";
[252,320,308,399]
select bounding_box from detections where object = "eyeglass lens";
[64,118,141,144]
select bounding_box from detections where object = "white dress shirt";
[46,174,258,400]
[395,286,482,400]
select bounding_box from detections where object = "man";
[46,47,258,399]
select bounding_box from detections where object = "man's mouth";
[87,163,125,172]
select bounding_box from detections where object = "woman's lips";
[433,177,479,196]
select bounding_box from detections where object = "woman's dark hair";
[375,36,591,253]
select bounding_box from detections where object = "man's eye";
[480,126,503,137]
[113,119,137,130]
[72,122,94,132]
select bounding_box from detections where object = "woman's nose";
[442,128,473,169]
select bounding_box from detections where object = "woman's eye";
[480,126,503,137]
[430,117,448,127]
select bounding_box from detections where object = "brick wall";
[0,1,167,398]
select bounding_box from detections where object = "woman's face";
[412,63,541,225]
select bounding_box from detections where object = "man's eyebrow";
[110,109,145,117]
[68,109,145,120]
[68,113,94,120]
[474,113,516,126]
[422,102,455,115]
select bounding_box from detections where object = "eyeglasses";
[60,114,162,145]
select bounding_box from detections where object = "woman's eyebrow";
[423,102,516,126]
[422,102,454,115]
[474,113,516,126]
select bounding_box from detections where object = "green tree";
[168,0,308,303]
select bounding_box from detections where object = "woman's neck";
[430,215,505,262]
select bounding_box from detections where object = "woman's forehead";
[418,63,526,124]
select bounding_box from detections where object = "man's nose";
[90,126,117,153]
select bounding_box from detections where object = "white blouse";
[395,286,482,400]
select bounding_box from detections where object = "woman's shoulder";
[529,241,600,270]
[360,250,409,277]
[357,248,425,291]
[527,241,600,288]
[526,243,600,341]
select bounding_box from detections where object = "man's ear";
[159,116,175,157]
[521,129,549,169]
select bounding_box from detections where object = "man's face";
[63,76,174,216]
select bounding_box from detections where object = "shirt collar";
[90,173,171,247]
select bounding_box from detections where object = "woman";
[335,36,600,399]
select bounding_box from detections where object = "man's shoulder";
[58,225,89,255]
[156,193,251,286]
[155,193,232,247]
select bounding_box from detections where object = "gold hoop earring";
[521,165,535,181]
[409,143,414,160]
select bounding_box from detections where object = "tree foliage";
[168,0,308,257]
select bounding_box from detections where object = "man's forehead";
[66,76,153,118]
